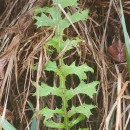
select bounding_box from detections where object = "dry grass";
[0,0,130,130]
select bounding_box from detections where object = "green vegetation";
[34,0,99,129]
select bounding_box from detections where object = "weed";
[34,0,99,129]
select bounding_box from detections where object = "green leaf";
[27,101,37,130]
[40,107,63,119]
[47,37,81,52]
[34,6,61,28]
[28,101,35,112]
[30,117,37,130]
[34,13,54,27]
[69,114,85,128]
[47,37,60,52]
[33,82,62,97]
[34,5,89,34]
[59,62,94,80]
[34,81,98,100]
[0,116,16,130]
[53,0,78,8]
[65,81,99,101]
[44,120,65,129]
[44,61,58,72]
[69,10,89,23]
[44,61,94,81]
[74,81,99,98]
[69,104,94,118]
[60,10,89,31]
[60,37,81,52]
[40,107,65,129]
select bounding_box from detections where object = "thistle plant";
[34,0,99,129]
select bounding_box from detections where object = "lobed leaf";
[59,62,94,80]
[63,37,81,51]
[33,82,62,97]
[34,7,89,33]
[74,81,99,98]
[40,107,65,129]
[34,13,54,27]
[69,10,89,23]
[47,36,81,52]
[34,6,61,28]
[40,107,63,120]
[65,81,99,101]
[44,61,94,81]
[33,81,98,101]
[60,9,89,32]
[68,104,94,118]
